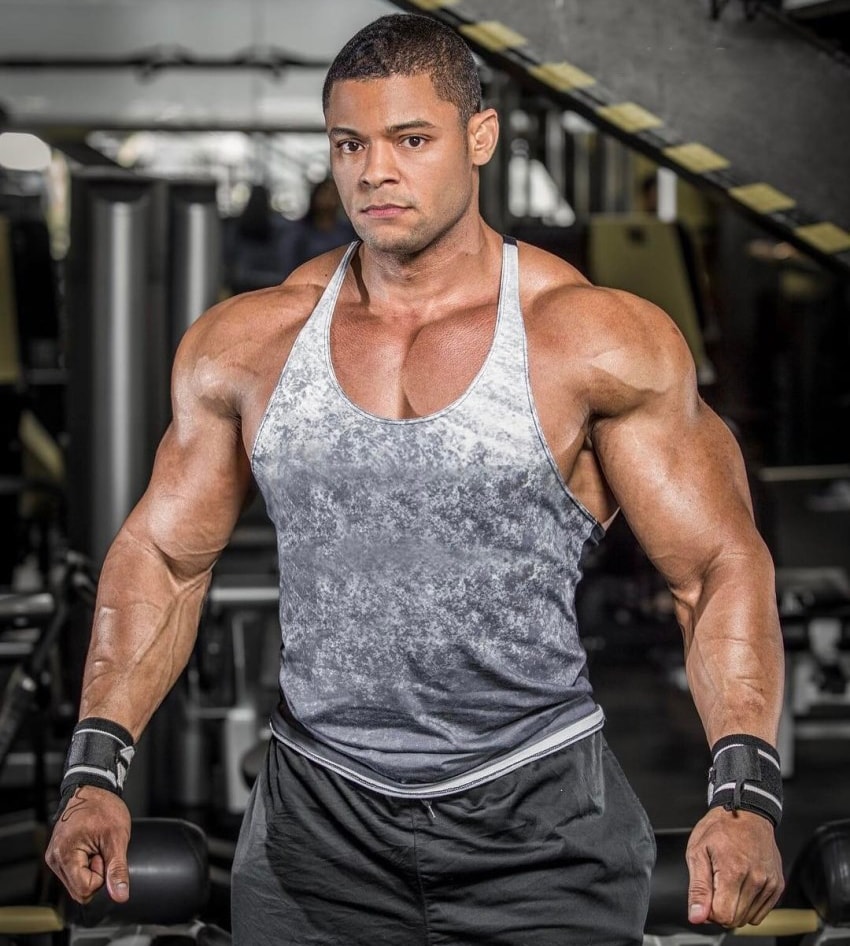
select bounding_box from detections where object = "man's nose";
[360,142,399,187]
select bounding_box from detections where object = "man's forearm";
[677,544,784,747]
[78,529,212,740]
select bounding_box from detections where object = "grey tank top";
[251,238,605,797]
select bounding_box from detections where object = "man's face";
[325,73,483,256]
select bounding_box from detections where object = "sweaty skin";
[46,73,784,929]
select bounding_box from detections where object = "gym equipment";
[3,817,845,944]
[168,182,221,354]
[0,215,21,387]
[0,214,22,588]
[68,818,211,944]
[645,823,849,944]
[188,576,279,815]
[65,171,167,567]
[588,214,711,381]
[757,465,850,777]
[787,820,850,932]
[160,573,279,815]
[65,173,224,570]
[0,552,97,825]
[0,817,215,944]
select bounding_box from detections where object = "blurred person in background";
[224,183,295,294]
[288,176,356,271]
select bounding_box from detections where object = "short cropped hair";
[322,14,482,126]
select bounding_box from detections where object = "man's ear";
[468,109,499,167]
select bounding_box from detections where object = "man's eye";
[339,141,361,153]
[405,136,425,148]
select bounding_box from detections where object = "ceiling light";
[0,133,52,172]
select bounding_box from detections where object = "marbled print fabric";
[251,240,604,784]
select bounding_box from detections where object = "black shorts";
[231,732,656,945]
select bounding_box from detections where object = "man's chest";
[330,304,497,422]
[242,304,590,485]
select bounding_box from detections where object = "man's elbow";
[668,534,777,640]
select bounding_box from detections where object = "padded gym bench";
[0,818,218,944]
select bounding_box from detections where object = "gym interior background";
[0,0,849,940]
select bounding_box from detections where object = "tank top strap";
[496,236,522,345]
[468,235,529,402]
[311,240,360,330]
[282,240,360,386]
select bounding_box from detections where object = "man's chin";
[354,222,429,257]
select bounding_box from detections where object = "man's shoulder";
[517,240,696,410]
[188,246,350,355]
[516,242,608,339]
[516,239,590,299]
[172,246,352,408]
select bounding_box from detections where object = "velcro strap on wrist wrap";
[707,734,782,828]
[58,717,135,809]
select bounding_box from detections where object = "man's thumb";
[687,853,713,925]
[104,849,130,902]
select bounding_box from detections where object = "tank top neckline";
[321,239,516,426]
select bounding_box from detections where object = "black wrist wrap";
[707,734,782,828]
[57,717,135,814]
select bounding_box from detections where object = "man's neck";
[354,218,502,319]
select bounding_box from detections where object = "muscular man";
[47,14,785,945]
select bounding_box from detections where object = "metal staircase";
[391,0,850,276]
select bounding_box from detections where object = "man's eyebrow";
[329,126,360,139]
[386,120,437,134]
[328,120,438,139]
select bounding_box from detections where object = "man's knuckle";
[769,876,785,898]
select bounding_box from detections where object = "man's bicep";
[581,290,756,586]
[593,390,757,592]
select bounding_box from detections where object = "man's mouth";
[362,204,409,218]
